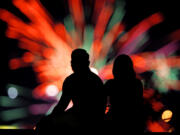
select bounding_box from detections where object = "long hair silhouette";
[113,54,136,79]
[104,54,143,134]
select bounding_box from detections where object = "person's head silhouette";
[113,54,135,79]
[71,49,90,73]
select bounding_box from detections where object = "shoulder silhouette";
[36,49,105,134]
[104,54,144,134]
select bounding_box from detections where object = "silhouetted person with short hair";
[36,49,105,134]
[104,54,143,134]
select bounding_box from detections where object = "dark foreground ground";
[0,130,176,135]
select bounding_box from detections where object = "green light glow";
[0,96,28,107]
[106,0,125,31]
[82,25,94,53]
[169,68,179,80]
[94,59,107,70]
[152,72,168,93]
[64,15,75,33]
[46,91,62,116]
[0,108,28,121]
[152,68,179,93]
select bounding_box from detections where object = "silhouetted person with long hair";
[104,54,143,134]
[36,49,105,134]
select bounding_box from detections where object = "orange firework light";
[0,0,73,98]
[147,120,170,132]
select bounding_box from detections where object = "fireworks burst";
[0,0,180,131]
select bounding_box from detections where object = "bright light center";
[7,87,18,99]
[90,67,99,75]
[46,85,59,97]
[161,110,173,122]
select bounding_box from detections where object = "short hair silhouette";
[113,54,135,79]
[71,49,90,73]
[71,48,89,61]
[35,48,105,134]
